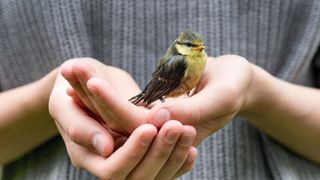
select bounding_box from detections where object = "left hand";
[147,55,254,145]
[65,55,253,147]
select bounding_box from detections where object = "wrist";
[239,64,277,119]
[14,68,60,127]
[31,68,59,109]
[0,69,59,164]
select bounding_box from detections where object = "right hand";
[59,58,148,135]
[49,58,198,179]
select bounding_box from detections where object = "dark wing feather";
[142,55,187,104]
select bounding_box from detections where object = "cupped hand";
[60,58,149,135]
[49,74,197,179]
[63,55,253,162]
[51,58,198,179]
[52,112,197,179]
[148,55,254,145]
[49,70,116,156]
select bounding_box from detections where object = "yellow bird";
[129,31,207,105]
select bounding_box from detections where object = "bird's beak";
[194,45,206,52]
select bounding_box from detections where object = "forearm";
[241,65,320,163]
[0,69,59,165]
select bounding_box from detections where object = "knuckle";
[177,102,202,124]
[154,147,171,159]
[75,58,99,69]
[67,125,82,143]
[191,105,203,124]
[63,58,97,73]
[61,59,77,68]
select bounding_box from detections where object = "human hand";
[51,95,197,179]
[147,55,254,145]
[60,58,148,135]
[49,75,197,179]
[50,58,149,156]
[60,55,251,160]
[51,58,198,179]
[49,71,116,156]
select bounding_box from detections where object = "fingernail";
[180,135,194,147]
[166,131,180,144]
[141,135,153,146]
[92,134,105,155]
[154,109,170,127]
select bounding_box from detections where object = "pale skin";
[0,55,320,178]
[0,69,59,164]
[62,55,320,166]
[50,59,197,180]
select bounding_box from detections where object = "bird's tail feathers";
[129,93,145,105]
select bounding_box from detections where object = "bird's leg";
[160,97,166,103]
[187,91,192,97]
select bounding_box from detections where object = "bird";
[129,30,207,106]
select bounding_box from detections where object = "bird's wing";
[142,55,187,104]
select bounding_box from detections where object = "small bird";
[129,30,207,105]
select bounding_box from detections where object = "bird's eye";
[185,43,192,47]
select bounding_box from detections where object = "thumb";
[148,98,202,128]
[148,83,240,127]
[52,103,115,157]
[49,75,115,157]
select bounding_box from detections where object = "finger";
[57,105,114,156]
[67,87,91,111]
[78,124,157,180]
[72,63,129,134]
[154,125,196,180]
[147,56,247,127]
[67,87,108,126]
[148,77,241,127]
[50,80,114,156]
[54,121,97,169]
[87,77,147,132]
[193,114,235,146]
[67,87,84,106]
[173,146,198,179]
[127,120,184,180]
[60,60,98,114]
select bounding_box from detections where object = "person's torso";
[1,1,320,179]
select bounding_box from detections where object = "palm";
[146,56,253,146]
[61,59,152,135]
[63,56,252,148]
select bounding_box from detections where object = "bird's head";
[174,31,206,56]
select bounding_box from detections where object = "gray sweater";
[1,0,320,179]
